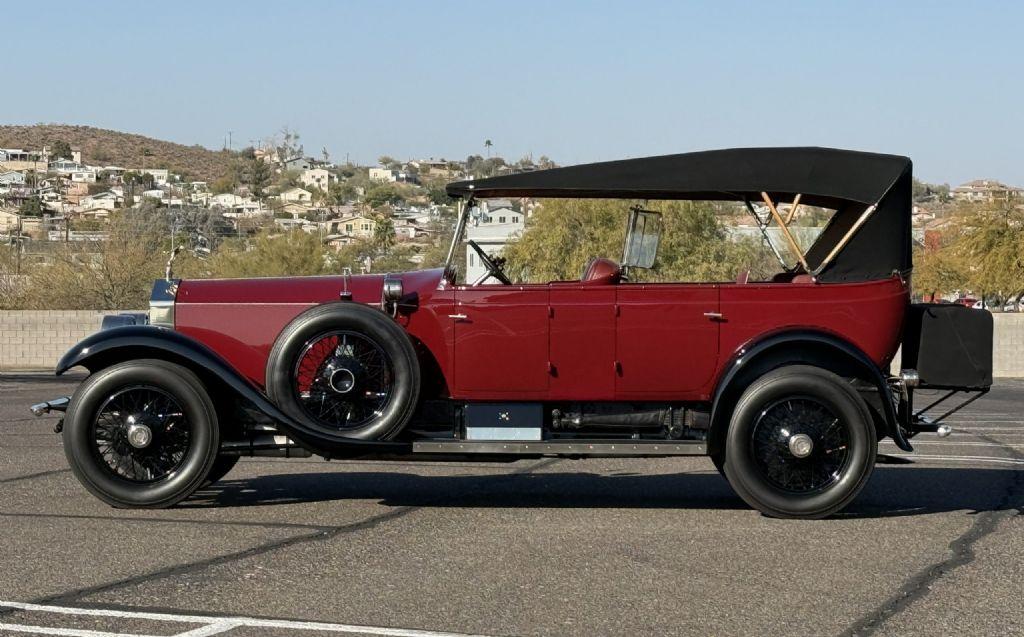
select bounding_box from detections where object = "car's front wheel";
[63,360,220,508]
[722,365,877,519]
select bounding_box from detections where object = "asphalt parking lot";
[0,374,1021,637]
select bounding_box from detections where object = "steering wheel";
[467,240,511,285]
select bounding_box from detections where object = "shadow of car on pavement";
[183,465,1023,519]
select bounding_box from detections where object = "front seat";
[581,257,623,285]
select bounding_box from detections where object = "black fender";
[56,325,408,456]
[708,330,911,453]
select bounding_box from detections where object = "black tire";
[63,359,220,509]
[266,302,420,441]
[203,455,240,486]
[722,365,876,519]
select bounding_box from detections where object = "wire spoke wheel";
[749,396,851,494]
[293,330,395,430]
[89,385,192,483]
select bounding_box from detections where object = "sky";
[3,1,1022,186]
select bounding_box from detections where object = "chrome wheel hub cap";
[329,368,356,394]
[125,416,153,449]
[787,433,814,458]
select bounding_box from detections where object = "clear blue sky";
[3,1,1022,185]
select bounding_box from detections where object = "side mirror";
[622,208,661,269]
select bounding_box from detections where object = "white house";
[79,191,119,211]
[331,214,377,240]
[210,193,262,215]
[280,187,313,204]
[71,170,97,183]
[300,168,331,193]
[49,159,85,175]
[464,199,526,284]
[0,171,26,186]
[142,169,170,185]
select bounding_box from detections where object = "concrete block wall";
[0,311,121,371]
[1,310,1023,377]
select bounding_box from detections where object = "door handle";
[448,313,469,321]
[703,312,724,321]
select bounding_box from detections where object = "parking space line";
[0,623,161,637]
[1,600,494,637]
[884,453,1024,466]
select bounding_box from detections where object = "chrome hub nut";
[787,433,814,458]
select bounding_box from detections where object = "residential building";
[142,169,170,186]
[282,157,314,172]
[369,167,397,182]
[464,199,526,284]
[79,192,119,211]
[279,187,313,204]
[71,170,97,183]
[331,214,377,240]
[0,171,26,186]
[300,168,331,193]
[952,179,1024,202]
[49,159,85,175]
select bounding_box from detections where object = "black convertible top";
[446,147,913,283]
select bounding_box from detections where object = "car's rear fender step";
[412,439,708,457]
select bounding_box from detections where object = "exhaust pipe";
[221,435,312,458]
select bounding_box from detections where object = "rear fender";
[708,330,910,453]
[57,326,404,455]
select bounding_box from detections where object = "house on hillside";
[71,170,97,183]
[49,158,85,175]
[330,214,377,240]
[0,171,26,187]
[79,191,119,211]
[300,168,331,193]
[464,199,526,284]
[279,187,313,204]
[141,169,170,186]
[952,179,1024,202]
[282,157,314,172]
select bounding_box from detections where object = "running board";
[412,439,708,457]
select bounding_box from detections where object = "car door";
[615,283,720,399]
[548,283,617,400]
[452,285,550,399]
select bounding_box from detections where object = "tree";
[377,155,401,170]
[18,197,43,217]
[206,230,335,278]
[50,140,73,161]
[501,199,775,283]
[956,201,1024,296]
[363,183,403,209]
[484,139,493,158]
[372,215,395,253]
[246,156,272,202]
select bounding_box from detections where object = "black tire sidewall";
[63,360,220,508]
[266,303,420,441]
[724,367,876,518]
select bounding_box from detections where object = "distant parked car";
[956,297,978,307]
[1003,295,1023,313]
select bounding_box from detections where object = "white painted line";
[173,622,240,637]
[882,441,1024,449]
[0,601,492,637]
[884,454,1024,466]
[0,624,160,637]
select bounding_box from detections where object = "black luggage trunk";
[901,304,993,390]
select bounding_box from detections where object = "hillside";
[0,124,237,182]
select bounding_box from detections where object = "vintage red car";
[31,147,993,519]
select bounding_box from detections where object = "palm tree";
[484,139,493,158]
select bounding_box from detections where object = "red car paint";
[175,269,909,403]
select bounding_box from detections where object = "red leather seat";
[581,257,622,285]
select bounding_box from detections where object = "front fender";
[709,329,911,452]
[57,326,404,455]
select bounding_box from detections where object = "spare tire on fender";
[266,302,420,441]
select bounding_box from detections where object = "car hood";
[174,268,447,306]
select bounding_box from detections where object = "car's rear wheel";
[266,303,420,441]
[722,366,876,519]
[63,360,220,508]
